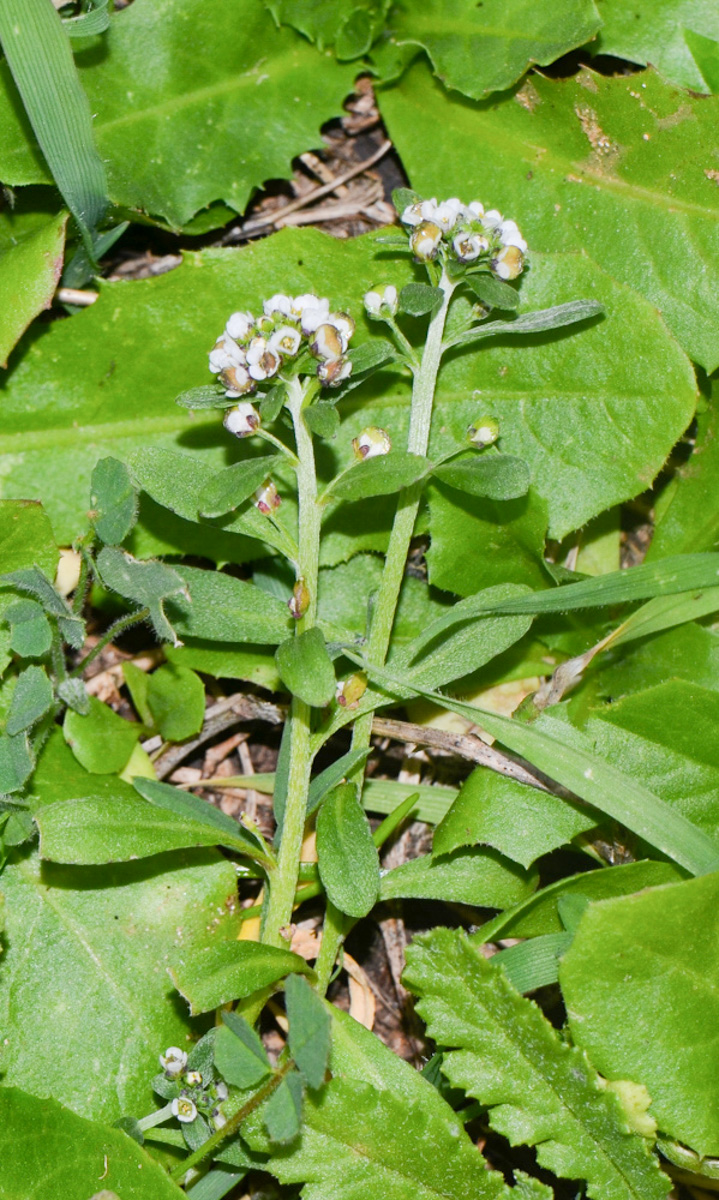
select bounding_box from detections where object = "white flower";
[246,336,281,380]
[433,198,463,232]
[400,198,437,226]
[290,292,327,322]
[499,219,527,252]
[482,209,504,232]
[211,1108,227,1130]
[225,311,255,341]
[468,416,500,446]
[268,325,302,358]
[492,244,524,280]
[300,298,331,335]
[352,426,391,460]
[223,402,260,437]
[311,323,345,361]
[255,479,281,514]
[160,1047,187,1077]
[215,1082,229,1102]
[185,1071,202,1086]
[465,200,485,221]
[263,293,293,319]
[364,285,398,317]
[219,363,254,397]
[329,312,355,349]
[172,1096,198,1124]
[318,356,352,386]
[452,231,489,264]
[410,221,442,262]
[209,332,246,375]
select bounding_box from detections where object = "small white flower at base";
[468,416,500,447]
[184,1071,202,1087]
[160,1047,188,1077]
[492,244,524,281]
[329,312,355,348]
[247,337,281,381]
[311,323,345,361]
[433,198,463,232]
[255,479,281,514]
[452,231,489,264]
[263,293,293,319]
[268,325,302,358]
[219,363,254,398]
[364,285,398,318]
[352,426,391,460]
[226,311,255,342]
[172,1096,198,1124]
[400,198,438,226]
[410,221,442,262]
[318,356,352,386]
[223,402,260,438]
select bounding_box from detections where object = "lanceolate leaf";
[170,939,310,1014]
[316,783,380,918]
[379,62,719,370]
[0,0,355,229]
[405,928,671,1200]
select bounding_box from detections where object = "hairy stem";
[69,605,151,678]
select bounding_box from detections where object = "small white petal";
[263,293,292,319]
[172,1097,198,1124]
[482,209,503,231]
[225,311,255,341]
[268,325,302,357]
[160,1047,188,1076]
[223,402,260,437]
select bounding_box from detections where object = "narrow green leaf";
[6,665,53,736]
[90,456,138,545]
[214,1012,270,1089]
[62,0,110,39]
[0,731,33,793]
[133,777,266,859]
[64,695,140,775]
[494,932,572,994]
[146,663,206,742]
[263,1070,303,1144]
[399,283,443,316]
[432,455,530,501]
[275,627,336,708]
[5,599,52,658]
[405,929,671,1200]
[285,973,331,1090]
[198,456,282,518]
[467,273,520,311]
[170,939,310,1015]
[0,0,107,240]
[316,783,379,918]
[446,301,603,351]
[348,337,399,375]
[379,846,537,909]
[372,791,421,848]
[175,385,231,410]
[327,451,430,503]
[307,747,372,815]
[96,546,186,644]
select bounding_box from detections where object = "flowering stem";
[137,1101,173,1133]
[261,376,321,949]
[68,606,151,678]
[315,268,456,993]
[257,427,299,465]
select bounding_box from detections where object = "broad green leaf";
[432,454,530,501]
[0,731,33,793]
[580,622,719,709]
[379,61,719,371]
[0,846,239,1121]
[145,662,205,742]
[5,664,53,736]
[90,455,138,545]
[167,564,292,646]
[649,385,719,559]
[0,499,58,578]
[0,1087,185,1200]
[214,1011,270,1089]
[591,0,719,91]
[467,272,520,311]
[374,0,600,99]
[304,402,340,441]
[476,860,687,942]
[326,450,430,503]
[434,769,596,868]
[316,783,380,918]
[0,0,356,229]
[0,565,83,648]
[379,846,537,908]
[244,1055,511,1200]
[285,973,331,1089]
[0,0,107,240]
[0,207,67,368]
[405,928,671,1200]
[133,776,267,859]
[63,695,140,774]
[170,939,310,1014]
[319,553,449,646]
[265,0,388,58]
[198,455,283,518]
[685,28,719,91]
[96,546,187,644]
[4,598,52,658]
[560,872,719,1156]
[263,1070,304,1144]
[167,639,281,691]
[276,627,336,707]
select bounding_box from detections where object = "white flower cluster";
[400,197,527,279]
[209,293,355,400]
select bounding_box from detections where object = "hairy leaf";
[90,456,138,545]
[0,499,58,578]
[286,974,331,1090]
[275,627,336,707]
[379,846,537,908]
[170,939,310,1015]
[316,783,380,918]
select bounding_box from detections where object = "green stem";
[169,1060,292,1184]
[315,900,351,994]
[261,377,321,949]
[316,268,456,993]
[69,606,150,678]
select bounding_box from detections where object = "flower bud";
[352,426,391,460]
[225,310,255,341]
[492,244,524,280]
[219,364,255,398]
[288,578,310,620]
[255,479,281,514]
[364,285,398,318]
[433,198,464,232]
[451,231,489,264]
[311,323,345,361]
[410,221,442,262]
[184,1071,202,1087]
[247,336,281,381]
[468,417,500,447]
[211,1108,228,1130]
[330,312,355,347]
[263,293,293,319]
[336,673,367,708]
[223,402,260,437]
[400,198,438,226]
[172,1096,198,1124]
[318,356,352,387]
[160,1047,188,1076]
